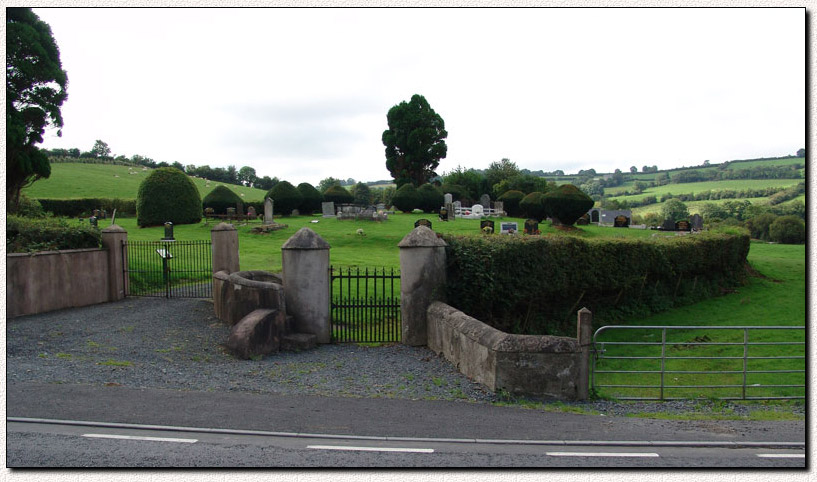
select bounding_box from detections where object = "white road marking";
[82,433,198,443]
[307,445,434,453]
[756,453,805,459]
[546,451,659,458]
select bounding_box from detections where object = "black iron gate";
[330,266,401,343]
[124,240,212,298]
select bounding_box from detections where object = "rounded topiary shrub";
[519,192,547,221]
[417,183,444,213]
[541,184,594,226]
[323,185,353,205]
[202,185,242,215]
[498,190,525,217]
[297,182,323,214]
[137,167,202,227]
[391,183,421,213]
[267,181,303,216]
[768,215,805,244]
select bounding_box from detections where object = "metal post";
[743,328,749,400]
[660,328,667,401]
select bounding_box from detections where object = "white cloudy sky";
[34,7,805,186]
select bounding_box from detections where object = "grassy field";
[605,179,801,200]
[23,162,268,201]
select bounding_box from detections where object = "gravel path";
[7,297,804,419]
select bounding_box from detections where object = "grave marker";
[499,222,518,234]
[321,201,335,218]
[480,220,495,234]
[524,219,539,235]
[414,218,432,230]
[480,194,491,209]
[264,198,274,224]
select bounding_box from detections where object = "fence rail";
[592,325,805,401]
[124,240,212,298]
[330,266,401,343]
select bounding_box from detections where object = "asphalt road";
[6,381,807,469]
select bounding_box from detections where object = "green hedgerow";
[267,181,303,216]
[417,183,444,213]
[391,183,421,213]
[202,185,242,215]
[498,190,525,217]
[297,182,323,214]
[323,185,354,205]
[541,184,594,226]
[136,167,202,227]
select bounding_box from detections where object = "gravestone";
[690,213,703,231]
[480,220,495,234]
[444,193,453,205]
[676,220,691,231]
[493,201,504,216]
[471,204,484,216]
[480,194,491,209]
[614,215,630,228]
[524,219,539,235]
[453,200,462,210]
[226,207,236,217]
[321,201,335,218]
[439,207,448,221]
[247,206,257,219]
[264,198,274,224]
[499,222,518,234]
[445,202,455,221]
[661,218,675,231]
[414,218,432,230]
[236,201,244,217]
[576,214,590,226]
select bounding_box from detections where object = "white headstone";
[471,204,484,216]
[444,193,453,205]
[322,201,336,217]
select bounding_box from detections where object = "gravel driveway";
[7,297,805,419]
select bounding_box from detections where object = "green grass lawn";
[606,179,801,201]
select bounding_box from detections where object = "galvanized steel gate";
[330,266,401,343]
[123,240,212,298]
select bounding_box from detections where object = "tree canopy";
[382,94,447,187]
[6,7,68,212]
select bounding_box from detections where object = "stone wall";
[426,301,584,400]
[213,270,286,326]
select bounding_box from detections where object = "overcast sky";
[34,7,805,186]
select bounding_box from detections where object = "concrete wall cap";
[211,222,237,232]
[101,224,127,233]
[281,227,331,250]
[398,226,448,248]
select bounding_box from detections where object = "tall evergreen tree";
[382,94,447,187]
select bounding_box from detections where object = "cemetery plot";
[330,266,401,343]
[124,240,213,298]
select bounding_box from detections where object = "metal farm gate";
[123,240,213,298]
[330,266,401,343]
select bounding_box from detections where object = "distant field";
[23,162,269,201]
[606,179,801,201]
[631,198,772,216]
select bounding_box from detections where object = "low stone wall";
[426,301,582,400]
[7,249,111,318]
[213,270,286,326]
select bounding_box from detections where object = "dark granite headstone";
[661,218,676,231]
[439,207,448,221]
[676,220,691,231]
[614,215,630,227]
[480,220,495,234]
[690,213,703,231]
[524,219,539,235]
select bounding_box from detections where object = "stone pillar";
[576,307,594,401]
[264,197,274,225]
[281,228,331,343]
[398,226,447,346]
[101,224,127,302]
[211,222,240,274]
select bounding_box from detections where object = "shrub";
[745,213,778,241]
[417,183,444,213]
[440,183,469,203]
[498,190,525,217]
[202,185,242,214]
[137,167,202,227]
[297,182,323,214]
[661,198,690,222]
[16,194,45,218]
[7,215,101,253]
[37,198,138,217]
[266,181,303,216]
[541,184,594,226]
[769,216,806,244]
[519,192,547,220]
[391,183,421,213]
[323,185,353,205]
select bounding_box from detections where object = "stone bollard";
[101,224,127,302]
[211,222,240,274]
[281,228,331,343]
[398,226,448,346]
[576,307,594,400]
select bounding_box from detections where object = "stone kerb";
[398,226,447,346]
[281,228,331,343]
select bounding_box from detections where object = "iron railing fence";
[330,266,401,343]
[592,325,805,401]
[124,240,212,298]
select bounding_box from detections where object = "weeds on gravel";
[97,359,132,367]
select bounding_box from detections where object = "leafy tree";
[318,177,342,193]
[297,182,323,214]
[485,158,519,192]
[351,182,372,205]
[391,183,421,213]
[382,94,448,187]
[769,216,805,244]
[254,175,278,191]
[6,8,68,213]
[90,140,111,158]
[441,165,487,203]
[238,166,258,187]
[266,181,302,216]
[745,213,778,241]
[323,185,353,205]
[136,167,202,227]
[630,166,638,174]
[541,184,594,226]
[416,183,444,213]
[796,148,805,157]
[633,181,649,194]
[661,198,690,221]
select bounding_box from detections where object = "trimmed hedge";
[7,215,102,253]
[267,181,303,216]
[137,167,202,227]
[323,185,354,205]
[417,183,444,213]
[37,198,137,217]
[202,185,242,214]
[497,190,525,217]
[297,182,323,214]
[541,184,594,226]
[392,183,421,213]
[443,230,750,336]
[519,192,547,220]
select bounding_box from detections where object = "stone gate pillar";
[398,226,447,346]
[211,222,240,274]
[101,224,127,302]
[576,307,594,401]
[281,228,331,343]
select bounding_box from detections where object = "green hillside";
[606,179,800,201]
[23,162,268,201]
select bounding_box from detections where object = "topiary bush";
[519,192,547,221]
[541,184,594,226]
[297,182,323,214]
[267,180,303,216]
[498,190,525,217]
[136,167,202,227]
[417,183,444,213]
[323,185,353,205]
[769,215,806,244]
[202,185,242,215]
[391,183,421,213]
